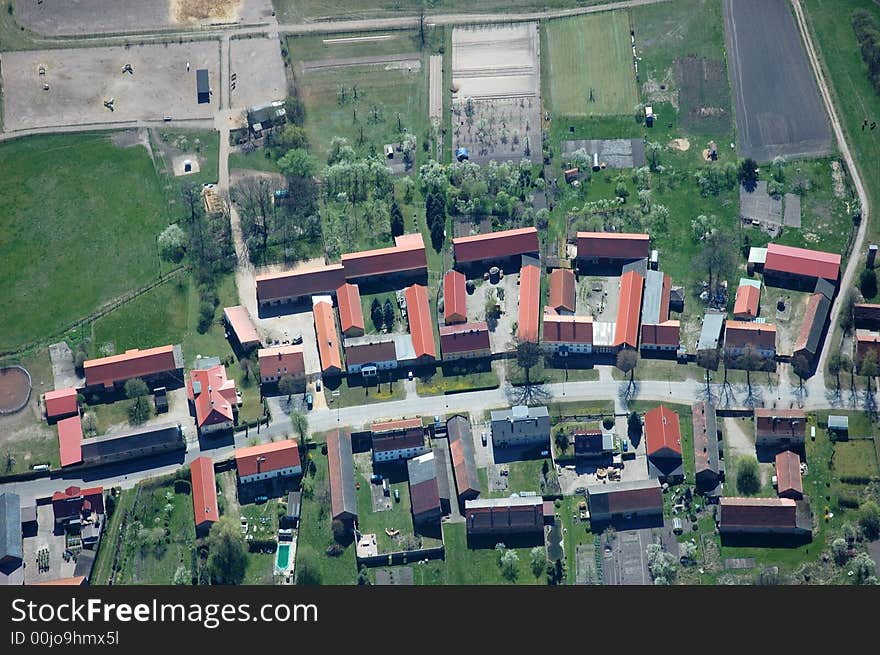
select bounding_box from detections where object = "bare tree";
[736,344,766,403]
[616,349,639,397]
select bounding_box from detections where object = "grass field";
[441,522,543,585]
[544,12,638,116]
[0,132,172,351]
[416,361,500,395]
[229,150,282,173]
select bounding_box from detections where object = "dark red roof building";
[51,486,104,525]
[341,233,428,280]
[439,322,491,360]
[775,450,803,500]
[452,227,539,265]
[443,270,468,324]
[464,497,545,537]
[405,284,437,361]
[548,268,576,314]
[577,232,650,262]
[255,263,346,307]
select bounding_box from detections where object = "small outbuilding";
[196,69,210,104]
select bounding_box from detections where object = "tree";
[278,375,298,401]
[290,411,309,443]
[738,158,759,192]
[829,352,843,391]
[616,349,639,387]
[840,289,857,334]
[499,549,519,581]
[554,429,570,455]
[275,123,307,152]
[278,148,316,179]
[851,552,878,585]
[383,299,395,330]
[390,197,404,237]
[859,500,880,540]
[696,232,737,296]
[735,456,761,495]
[530,547,546,577]
[696,349,720,390]
[859,349,879,391]
[680,541,697,565]
[158,223,187,262]
[124,378,151,425]
[736,343,766,397]
[331,519,348,544]
[514,338,541,384]
[484,292,501,330]
[791,354,811,388]
[206,516,248,584]
[832,537,850,564]
[753,567,781,585]
[842,522,860,546]
[371,298,383,332]
[295,546,322,585]
[627,411,642,443]
[860,268,878,300]
[646,543,677,584]
[82,412,98,437]
[646,141,662,171]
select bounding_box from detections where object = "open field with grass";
[554,496,596,584]
[544,12,638,116]
[152,128,220,189]
[0,132,172,351]
[416,361,499,395]
[323,374,406,409]
[229,150,282,173]
[441,522,544,585]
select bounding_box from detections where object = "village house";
[83,344,184,392]
[645,405,684,482]
[576,231,650,272]
[255,263,346,310]
[439,322,491,360]
[343,338,398,376]
[541,311,593,356]
[692,401,723,496]
[235,439,301,485]
[258,344,306,387]
[754,408,806,449]
[443,270,468,324]
[775,450,804,500]
[718,497,812,540]
[490,405,550,449]
[855,329,880,362]
[327,430,357,524]
[614,270,644,351]
[793,281,833,364]
[407,452,443,526]
[341,233,428,287]
[187,361,238,436]
[313,298,344,377]
[732,279,761,320]
[190,456,219,536]
[404,284,438,362]
[371,419,428,462]
[574,429,614,459]
[724,320,777,360]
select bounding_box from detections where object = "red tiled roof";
[775,451,803,498]
[733,285,760,319]
[57,415,83,466]
[755,409,806,439]
[725,320,776,350]
[45,387,78,419]
[577,232,650,260]
[764,243,840,281]
[410,478,441,518]
[258,345,305,380]
[341,233,428,279]
[223,306,261,348]
[190,456,219,527]
[405,284,437,360]
[614,271,644,348]
[235,439,301,477]
[187,365,236,429]
[452,227,539,264]
[542,312,593,344]
[255,263,345,303]
[640,320,680,347]
[314,301,343,374]
[518,265,541,343]
[644,405,682,457]
[51,485,104,521]
[549,268,576,313]
[443,270,468,324]
[336,283,365,337]
[33,577,86,586]
[372,418,423,433]
[84,345,179,388]
[439,321,491,355]
[720,497,799,529]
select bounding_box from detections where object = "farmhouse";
[57,415,84,467]
[83,344,184,391]
[439,322,491,360]
[724,321,776,359]
[718,497,812,539]
[775,450,803,500]
[541,311,593,356]
[452,227,540,272]
[464,496,545,538]
[79,423,185,468]
[313,299,343,377]
[0,493,23,586]
[336,283,365,337]
[405,284,438,362]
[754,409,806,449]
[762,243,841,289]
[223,306,261,352]
[548,268,576,315]
[258,345,305,386]
[574,429,614,458]
[692,402,723,495]
[190,456,219,536]
[645,405,684,482]
[517,264,541,343]
[327,430,357,523]
[585,479,663,525]
[490,405,550,449]
[641,321,680,353]
[793,289,831,363]
[443,270,468,324]
[255,263,346,309]
[344,338,398,375]
[614,271,644,350]
[371,418,428,462]
[341,233,428,285]
[187,363,237,436]
[733,280,761,320]
[44,387,79,422]
[446,415,481,503]
[576,232,650,270]
[50,486,104,527]
[235,439,301,485]
[407,452,443,525]
[855,329,880,361]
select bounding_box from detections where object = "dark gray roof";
[407,452,437,486]
[693,402,721,484]
[81,422,184,462]
[0,493,23,564]
[813,277,835,301]
[621,258,648,277]
[798,293,831,357]
[286,491,302,519]
[196,69,209,93]
[327,430,357,520]
[828,415,848,430]
[432,446,451,503]
[697,312,726,351]
[586,479,662,517]
[73,548,96,580]
[641,270,667,325]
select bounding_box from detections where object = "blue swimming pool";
[276,543,290,569]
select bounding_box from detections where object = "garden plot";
[562,139,646,169]
[1,43,220,131]
[675,55,732,135]
[451,22,542,164]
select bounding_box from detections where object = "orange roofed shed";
[614,271,644,349]
[443,270,468,324]
[336,283,365,337]
[549,268,576,314]
[313,301,343,375]
[405,284,437,360]
[517,265,541,343]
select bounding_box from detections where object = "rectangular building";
[697,312,726,354]
[854,303,880,329]
[44,387,79,422]
[614,271,644,350]
[586,479,663,524]
[793,291,831,363]
[724,321,776,359]
[0,492,23,585]
[692,401,723,494]
[341,233,428,283]
[775,450,803,500]
[645,405,684,482]
[313,299,343,376]
[51,486,105,525]
[196,68,210,104]
[452,227,539,268]
[443,270,468,324]
[407,452,442,525]
[80,423,184,468]
[439,322,491,361]
[640,320,680,353]
[719,497,812,539]
[258,345,306,386]
[344,338,398,375]
[490,405,550,449]
[446,415,481,503]
[83,344,184,391]
[763,243,840,288]
[541,311,593,356]
[574,430,614,458]
[58,415,84,467]
[517,264,541,344]
[235,439,301,485]
[464,496,544,537]
[336,283,365,337]
[327,430,357,523]
[754,409,806,448]
[255,263,346,309]
[190,457,219,535]
[371,419,428,462]
[223,306,261,352]
[548,268,576,315]
[733,281,761,320]
[187,364,237,436]
[405,284,438,361]
[576,232,650,267]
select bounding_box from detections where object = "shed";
[196,69,210,104]
[827,415,848,436]
[283,491,302,528]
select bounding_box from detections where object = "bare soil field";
[1,42,220,131]
[451,22,542,164]
[0,366,30,414]
[229,37,288,110]
[12,0,274,36]
[722,0,832,161]
[675,55,731,135]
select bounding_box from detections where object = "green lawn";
[441,522,544,585]
[296,448,358,584]
[229,150,282,173]
[416,361,500,395]
[354,468,431,553]
[554,496,596,584]
[831,440,880,480]
[544,12,638,116]
[478,456,559,498]
[152,128,220,188]
[0,132,173,350]
[547,400,615,422]
[508,358,600,385]
[323,373,406,409]
[91,488,134,585]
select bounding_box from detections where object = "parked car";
[622,439,629,452]
[408,370,414,381]
[370,474,383,484]
[481,431,487,446]
[315,379,322,392]
[305,393,313,409]
[393,488,400,502]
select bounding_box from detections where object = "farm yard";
[544,12,638,117]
